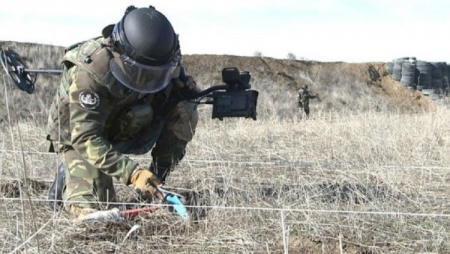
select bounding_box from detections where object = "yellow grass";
[1,108,450,253]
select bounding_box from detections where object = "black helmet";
[109,6,181,93]
[302,84,308,90]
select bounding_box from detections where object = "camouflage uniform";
[47,37,198,210]
[297,86,317,117]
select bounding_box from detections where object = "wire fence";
[1,196,450,218]
[1,148,450,170]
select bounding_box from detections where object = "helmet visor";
[109,50,181,93]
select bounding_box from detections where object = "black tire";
[400,63,416,87]
[416,61,432,89]
[430,62,442,80]
[392,60,403,81]
[416,61,431,73]
[440,62,448,77]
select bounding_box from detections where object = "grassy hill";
[0,41,449,253]
[0,41,436,125]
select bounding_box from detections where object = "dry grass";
[2,108,450,253]
[0,42,449,253]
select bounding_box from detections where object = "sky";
[1,0,449,63]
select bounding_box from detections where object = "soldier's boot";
[48,163,66,211]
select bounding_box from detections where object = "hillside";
[186,54,436,115]
[0,41,437,126]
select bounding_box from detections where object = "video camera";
[178,66,258,120]
[210,67,258,120]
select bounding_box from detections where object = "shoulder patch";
[79,89,100,110]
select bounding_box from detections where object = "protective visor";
[109,50,181,93]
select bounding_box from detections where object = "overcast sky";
[1,0,448,63]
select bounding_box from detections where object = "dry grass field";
[0,41,449,253]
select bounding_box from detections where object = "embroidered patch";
[79,90,100,110]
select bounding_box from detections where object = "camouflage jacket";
[298,89,317,107]
[47,37,197,184]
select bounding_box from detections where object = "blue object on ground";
[165,194,189,220]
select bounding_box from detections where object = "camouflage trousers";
[302,101,310,116]
[303,106,310,116]
[59,147,116,210]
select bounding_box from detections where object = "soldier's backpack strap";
[62,37,114,84]
[64,36,103,53]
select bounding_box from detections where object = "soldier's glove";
[130,168,164,201]
[174,76,200,92]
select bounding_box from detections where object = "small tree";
[253,51,262,57]
[286,52,297,60]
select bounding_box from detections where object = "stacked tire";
[440,62,449,93]
[392,59,403,81]
[400,62,416,89]
[430,62,443,94]
[416,61,432,91]
[385,58,450,99]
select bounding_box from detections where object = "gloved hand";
[174,75,200,92]
[130,168,164,201]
